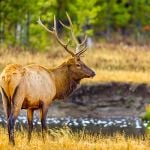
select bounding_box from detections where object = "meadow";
[0,43,150,84]
[0,127,150,150]
[0,43,150,149]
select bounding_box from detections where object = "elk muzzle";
[87,70,96,78]
[83,66,96,78]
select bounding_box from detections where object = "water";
[0,114,149,136]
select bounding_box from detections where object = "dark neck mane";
[51,63,80,99]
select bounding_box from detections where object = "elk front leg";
[40,104,48,141]
[27,108,34,142]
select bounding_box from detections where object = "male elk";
[0,13,95,145]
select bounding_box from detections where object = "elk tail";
[11,85,19,106]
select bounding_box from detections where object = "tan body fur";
[0,64,56,112]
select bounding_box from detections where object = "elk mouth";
[86,71,96,78]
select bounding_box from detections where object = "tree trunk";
[0,18,5,43]
[22,13,30,46]
[106,0,112,41]
[15,23,21,45]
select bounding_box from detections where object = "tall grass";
[0,43,150,84]
[0,127,150,150]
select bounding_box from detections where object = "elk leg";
[27,108,34,142]
[8,112,18,145]
[1,88,11,119]
[8,85,24,145]
[40,105,48,141]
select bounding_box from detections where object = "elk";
[0,13,95,145]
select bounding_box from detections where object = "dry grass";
[0,43,150,84]
[0,127,150,150]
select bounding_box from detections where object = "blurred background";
[0,0,150,135]
[0,0,150,49]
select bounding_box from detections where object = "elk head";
[38,13,95,81]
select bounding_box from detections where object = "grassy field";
[0,44,150,149]
[0,43,150,84]
[0,127,150,150]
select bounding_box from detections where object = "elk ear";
[76,58,80,62]
[66,59,73,67]
[67,63,71,67]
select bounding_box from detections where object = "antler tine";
[38,16,74,57]
[75,35,87,56]
[59,20,70,30]
[76,45,87,57]
[37,18,54,34]
[66,12,79,46]
[79,35,87,47]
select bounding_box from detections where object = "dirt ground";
[0,82,150,118]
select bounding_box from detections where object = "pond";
[0,114,149,137]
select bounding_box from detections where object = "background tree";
[0,0,150,50]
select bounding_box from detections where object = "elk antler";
[38,13,87,57]
[60,12,87,56]
[37,16,75,57]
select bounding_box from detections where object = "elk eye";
[76,64,81,68]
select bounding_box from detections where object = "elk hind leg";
[27,108,34,142]
[40,104,48,141]
[8,86,24,145]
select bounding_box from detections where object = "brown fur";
[0,56,95,145]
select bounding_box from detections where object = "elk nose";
[91,71,96,77]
